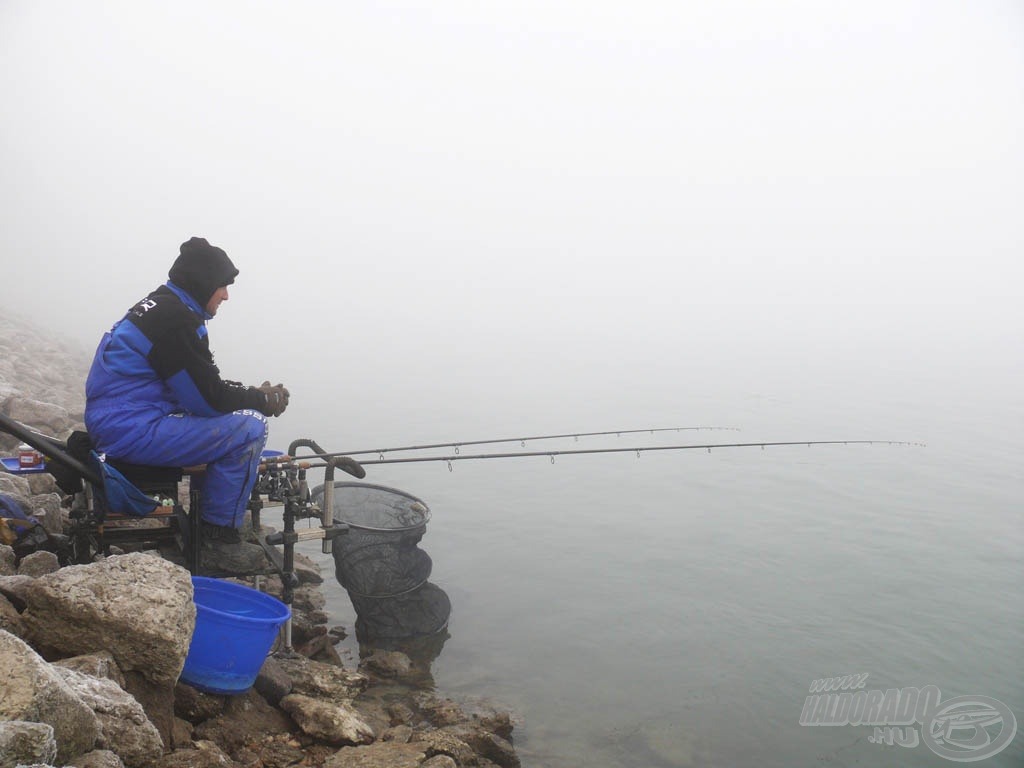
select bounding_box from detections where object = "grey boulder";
[21,553,195,685]
[0,630,101,763]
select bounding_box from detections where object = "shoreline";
[0,309,522,768]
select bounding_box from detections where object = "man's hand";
[257,381,290,417]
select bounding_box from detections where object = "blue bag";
[0,493,55,562]
[88,451,160,518]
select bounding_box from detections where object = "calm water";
[285,341,1023,767]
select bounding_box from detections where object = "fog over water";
[2,2,1022,766]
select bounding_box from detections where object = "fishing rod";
[291,426,740,462]
[283,439,923,473]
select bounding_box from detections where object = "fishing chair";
[69,440,193,567]
[0,413,202,570]
[1,413,363,650]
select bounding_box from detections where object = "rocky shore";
[0,311,521,768]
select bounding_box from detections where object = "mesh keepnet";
[315,483,431,532]
[350,584,452,642]
[311,481,451,641]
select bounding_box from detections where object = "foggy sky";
[1,1,1021,441]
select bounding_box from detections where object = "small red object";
[18,444,42,468]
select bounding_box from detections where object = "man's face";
[206,286,229,316]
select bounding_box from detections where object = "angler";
[83,237,291,574]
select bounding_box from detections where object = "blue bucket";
[180,577,290,695]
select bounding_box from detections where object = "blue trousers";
[93,409,268,528]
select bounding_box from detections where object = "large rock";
[191,689,294,755]
[291,583,326,613]
[0,474,31,500]
[0,720,57,768]
[0,592,23,638]
[28,492,63,534]
[0,574,32,610]
[322,741,428,768]
[21,553,195,685]
[278,694,374,746]
[0,378,16,409]
[55,651,128,689]
[411,693,469,728]
[359,649,413,681]
[54,666,163,768]
[0,545,14,577]
[27,472,58,497]
[17,550,59,577]
[273,655,368,703]
[0,630,101,763]
[67,749,128,768]
[409,730,476,767]
[173,683,226,725]
[253,655,293,706]
[152,743,237,768]
[252,737,305,768]
[440,724,519,768]
[169,718,193,751]
[122,671,176,754]
[2,395,70,436]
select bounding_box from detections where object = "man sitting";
[85,237,289,574]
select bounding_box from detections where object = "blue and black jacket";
[85,240,268,458]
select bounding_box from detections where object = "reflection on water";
[355,611,452,691]
[594,720,699,768]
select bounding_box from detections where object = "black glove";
[257,381,290,417]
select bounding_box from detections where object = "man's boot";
[199,520,268,575]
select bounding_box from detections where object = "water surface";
[287,342,1022,767]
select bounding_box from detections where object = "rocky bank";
[0,311,521,768]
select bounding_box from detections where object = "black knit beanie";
[168,237,239,307]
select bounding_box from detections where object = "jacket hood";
[168,237,239,307]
